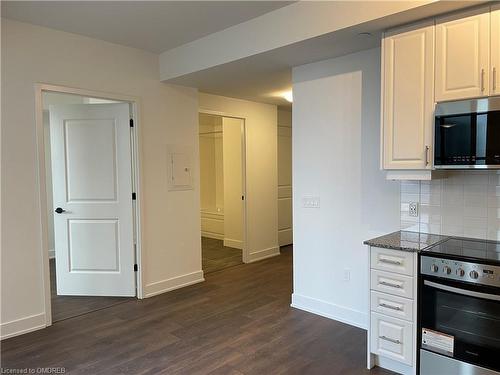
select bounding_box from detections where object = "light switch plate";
[303,196,320,208]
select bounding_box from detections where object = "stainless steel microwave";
[434,97,500,169]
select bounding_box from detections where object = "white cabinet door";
[278,125,292,246]
[50,104,135,296]
[382,23,434,170]
[435,9,490,101]
[371,313,413,366]
[491,6,500,95]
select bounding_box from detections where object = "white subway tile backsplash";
[400,171,500,241]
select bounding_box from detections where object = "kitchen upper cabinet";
[435,9,490,101]
[492,6,500,95]
[382,23,434,170]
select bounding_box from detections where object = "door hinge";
[130,119,134,128]
[132,192,136,200]
[134,264,138,272]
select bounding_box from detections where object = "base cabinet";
[368,247,418,375]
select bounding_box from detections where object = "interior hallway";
[2,247,392,375]
[202,237,242,274]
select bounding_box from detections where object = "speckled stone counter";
[364,231,449,252]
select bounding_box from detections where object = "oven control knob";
[456,268,465,277]
[430,264,439,273]
[469,270,479,279]
[443,266,452,275]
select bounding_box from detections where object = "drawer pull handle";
[379,281,402,289]
[380,336,401,345]
[380,303,402,311]
[380,258,402,266]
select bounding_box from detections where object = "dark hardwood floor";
[2,246,393,375]
[202,237,242,274]
[50,258,133,322]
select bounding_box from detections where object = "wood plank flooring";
[50,259,132,322]
[2,246,393,375]
[202,237,242,274]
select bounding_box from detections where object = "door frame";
[34,83,144,327]
[198,109,249,263]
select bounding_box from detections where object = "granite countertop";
[364,231,449,252]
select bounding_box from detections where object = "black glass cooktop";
[422,237,500,265]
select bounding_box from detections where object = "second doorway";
[199,113,245,274]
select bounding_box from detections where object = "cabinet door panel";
[492,6,500,95]
[435,9,490,101]
[382,24,434,170]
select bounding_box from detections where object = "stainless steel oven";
[434,96,500,169]
[419,253,500,375]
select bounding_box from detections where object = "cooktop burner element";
[422,237,500,265]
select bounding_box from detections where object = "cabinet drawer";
[370,312,413,366]
[371,269,414,299]
[371,247,414,276]
[371,291,413,322]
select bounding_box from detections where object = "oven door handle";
[424,280,500,302]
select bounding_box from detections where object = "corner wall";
[1,19,202,339]
[199,93,279,262]
[291,48,400,329]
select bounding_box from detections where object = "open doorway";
[199,113,245,274]
[40,89,140,323]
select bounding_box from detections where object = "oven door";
[420,278,500,373]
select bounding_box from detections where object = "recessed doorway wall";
[199,113,245,274]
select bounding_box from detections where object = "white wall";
[1,19,202,339]
[222,117,244,249]
[278,108,293,246]
[400,171,500,240]
[199,93,278,262]
[291,48,400,329]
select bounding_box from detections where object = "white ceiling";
[1,1,293,53]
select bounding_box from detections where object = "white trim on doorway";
[198,109,249,263]
[34,83,145,331]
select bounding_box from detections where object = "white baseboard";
[201,231,224,240]
[144,270,204,298]
[1,313,46,340]
[246,246,280,263]
[48,249,55,259]
[291,293,368,330]
[278,228,293,246]
[223,238,243,250]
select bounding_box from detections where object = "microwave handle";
[424,280,500,302]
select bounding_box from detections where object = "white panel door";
[491,5,500,96]
[435,9,490,101]
[50,104,135,296]
[382,23,434,170]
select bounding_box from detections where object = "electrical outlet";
[343,269,351,281]
[409,202,419,217]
